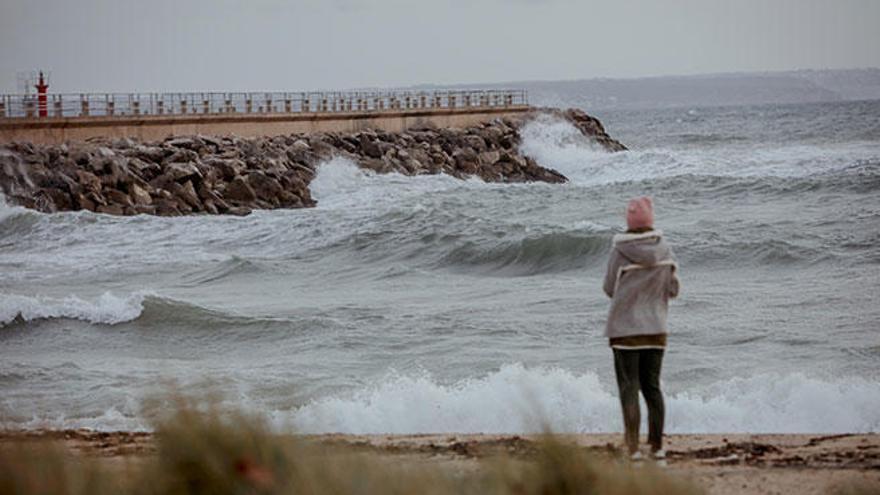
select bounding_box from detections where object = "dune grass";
[0,442,122,495]
[1,397,702,495]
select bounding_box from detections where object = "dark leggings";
[613,348,665,453]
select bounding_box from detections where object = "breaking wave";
[0,292,149,326]
[519,115,880,188]
[12,365,878,434]
[289,364,880,434]
[436,231,609,275]
[310,156,473,210]
[0,291,290,329]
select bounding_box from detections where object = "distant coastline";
[432,68,880,111]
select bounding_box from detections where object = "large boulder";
[128,157,162,181]
[478,150,500,166]
[153,198,182,216]
[358,135,383,159]
[164,162,203,183]
[162,148,200,165]
[452,147,479,174]
[463,134,487,153]
[132,145,166,163]
[76,170,102,194]
[163,136,203,151]
[129,183,152,206]
[96,203,124,215]
[223,176,257,203]
[246,171,283,205]
[207,158,246,181]
[169,180,202,210]
[105,188,134,207]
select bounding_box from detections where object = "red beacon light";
[35,71,49,118]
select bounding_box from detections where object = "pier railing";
[0,89,527,119]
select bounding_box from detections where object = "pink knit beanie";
[626,197,654,230]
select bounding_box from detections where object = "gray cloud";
[1,0,878,93]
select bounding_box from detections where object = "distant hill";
[421,69,880,110]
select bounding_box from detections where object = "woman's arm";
[603,248,623,298]
[668,265,680,299]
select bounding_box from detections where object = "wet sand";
[2,430,878,495]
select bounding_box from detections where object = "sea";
[1,92,879,434]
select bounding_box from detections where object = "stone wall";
[0,107,530,145]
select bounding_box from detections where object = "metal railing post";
[24,98,35,118]
[52,95,63,117]
[0,88,529,121]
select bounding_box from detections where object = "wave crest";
[0,291,149,326]
[437,231,609,275]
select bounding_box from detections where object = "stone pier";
[0,90,530,145]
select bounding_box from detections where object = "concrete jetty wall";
[0,90,530,144]
[0,107,530,144]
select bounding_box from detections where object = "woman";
[603,196,680,463]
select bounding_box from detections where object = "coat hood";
[612,230,673,265]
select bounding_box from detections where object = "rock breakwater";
[0,109,624,216]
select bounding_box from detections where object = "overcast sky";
[1,0,878,93]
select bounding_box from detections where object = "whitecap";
[0,291,150,326]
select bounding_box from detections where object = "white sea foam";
[309,157,373,208]
[16,406,151,432]
[288,364,880,434]
[9,364,878,433]
[519,115,612,183]
[310,156,480,210]
[0,193,30,223]
[519,116,697,186]
[0,291,150,326]
[519,115,877,186]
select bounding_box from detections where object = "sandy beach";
[3,430,878,495]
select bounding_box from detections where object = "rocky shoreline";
[0,108,625,216]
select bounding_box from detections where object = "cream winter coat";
[603,230,680,339]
